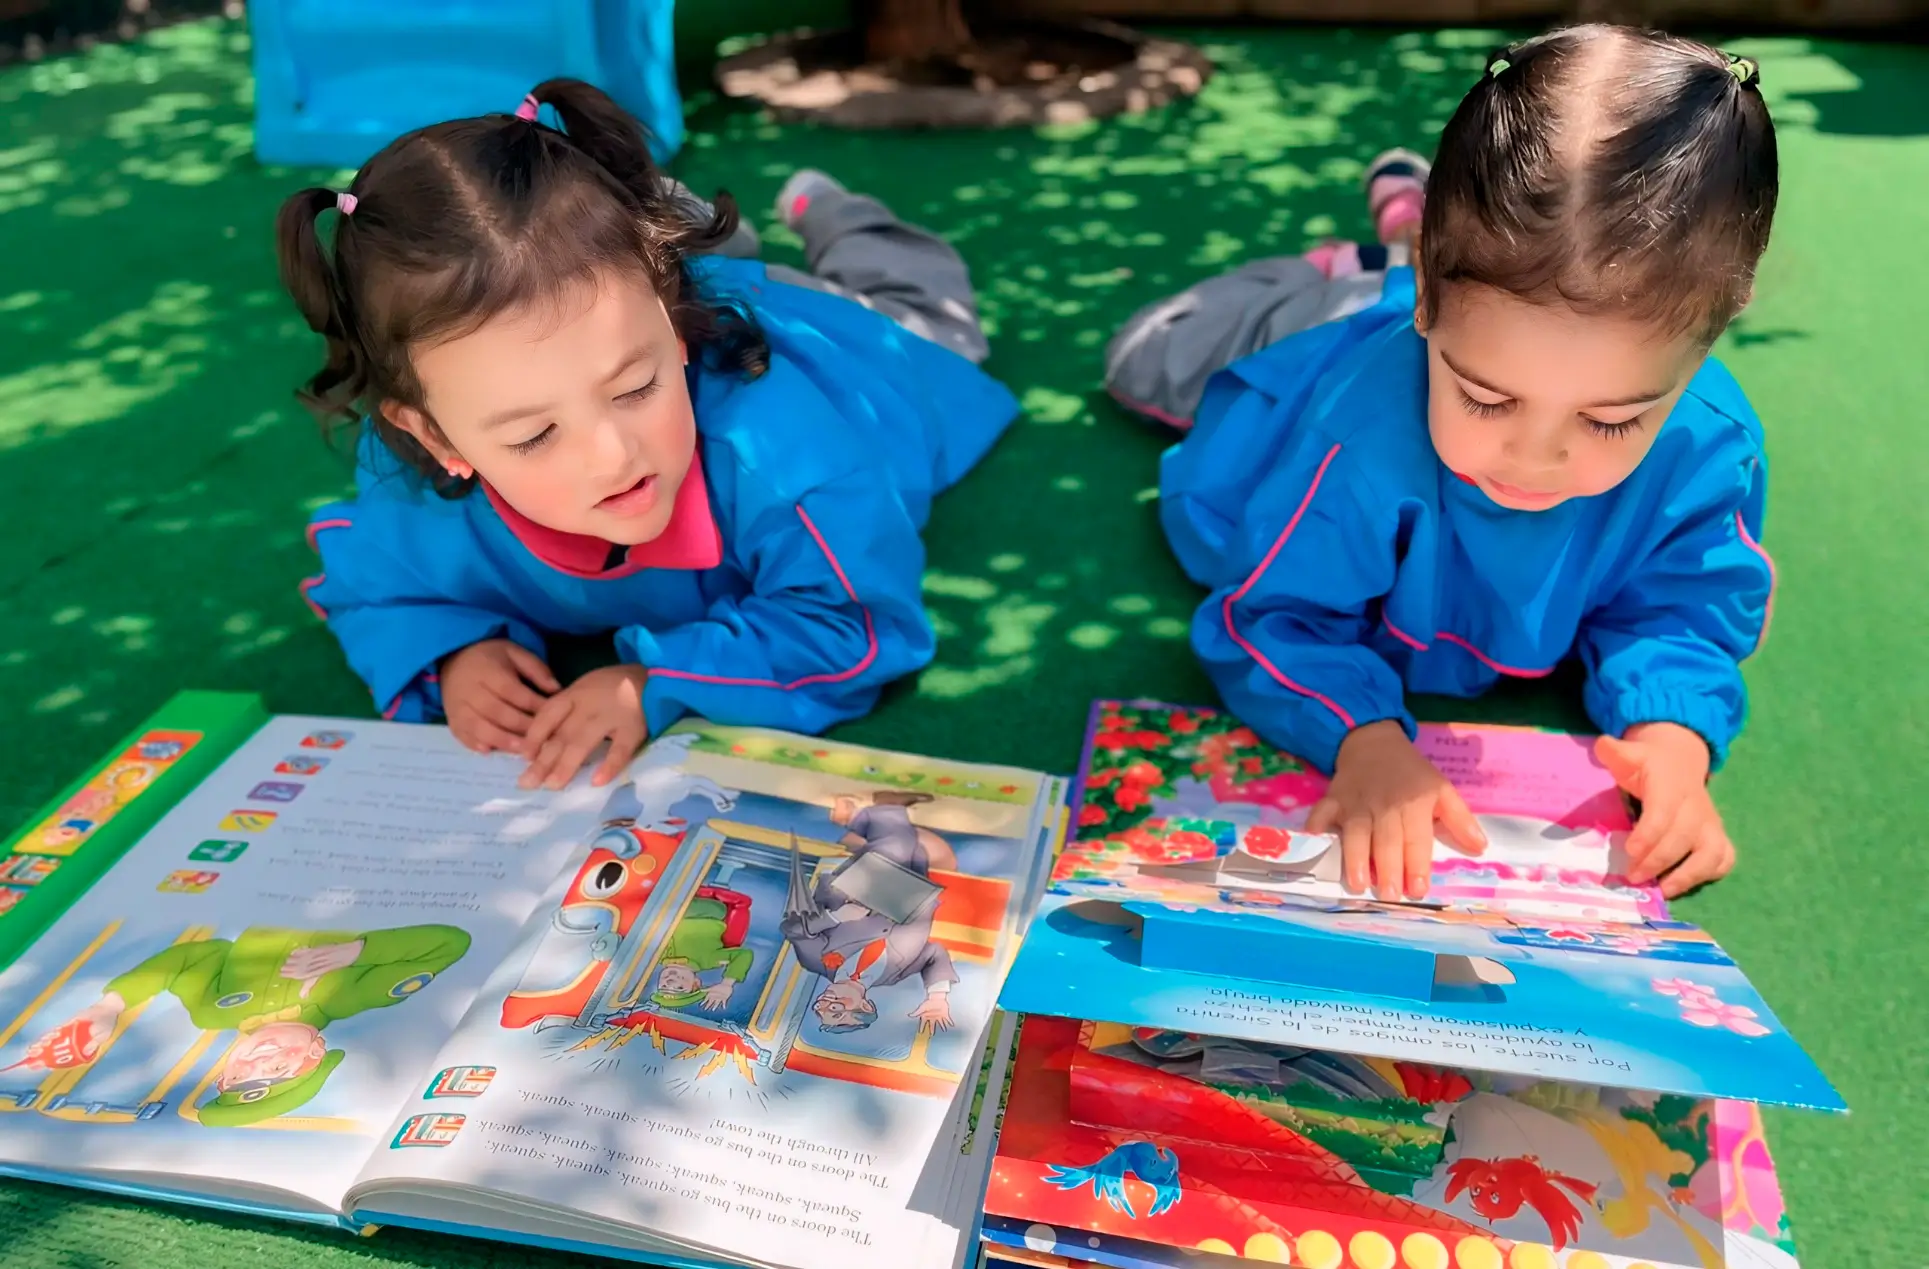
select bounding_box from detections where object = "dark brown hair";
[274,78,766,497]
[1419,25,1778,343]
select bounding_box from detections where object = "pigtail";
[522,77,770,379]
[274,187,371,434]
[1719,55,1779,256]
[523,78,744,257]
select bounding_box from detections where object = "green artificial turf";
[0,17,1924,1269]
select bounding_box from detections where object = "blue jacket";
[302,257,1018,737]
[1161,268,1774,775]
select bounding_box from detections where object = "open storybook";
[0,691,1064,1269]
[986,700,1845,1269]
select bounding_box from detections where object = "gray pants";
[667,179,989,366]
[1104,256,1390,427]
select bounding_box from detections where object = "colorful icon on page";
[157,870,221,895]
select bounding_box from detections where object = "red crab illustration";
[1444,1154,1599,1250]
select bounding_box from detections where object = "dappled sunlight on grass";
[2,19,1927,1268]
[0,280,215,447]
[0,16,334,592]
[665,26,1502,770]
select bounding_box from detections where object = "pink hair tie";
[335,192,357,216]
[515,94,540,121]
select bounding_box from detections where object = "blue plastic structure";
[250,0,684,169]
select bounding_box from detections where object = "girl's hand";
[441,639,560,753]
[1306,720,1487,900]
[519,665,650,790]
[1595,724,1735,897]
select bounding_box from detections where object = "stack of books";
[980,700,1842,1269]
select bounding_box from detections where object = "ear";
[1411,256,1431,336]
[381,401,471,479]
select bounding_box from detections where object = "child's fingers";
[524,728,571,790]
[1660,827,1736,898]
[1340,815,1372,893]
[503,643,562,694]
[521,694,574,757]
[1435,785,1487,856]
[1306,797,1341,836]
[592,724,646,787]
[519,699,576,788]
[1594,735,1651,800]
[1401,802,1434,900]
[486,669,551,718]
[544,722,605,790]
[1627,805,1695,885]
[474,690,538,736]
[462,717,525,755]
[1372,809,1404,901]
[1622,774,1681,864]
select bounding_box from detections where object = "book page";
[1063,701,1661,926]
[1002,700,1842,1112]
[348,723,1058,1269]
[0,716,617,1214]
[984,1016,1806,1269]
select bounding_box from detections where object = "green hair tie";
[1726,54,1759,87]
[1488,57,1511,79]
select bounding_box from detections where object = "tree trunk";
[863,0,973,65]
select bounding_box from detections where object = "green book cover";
[0,691,267,971]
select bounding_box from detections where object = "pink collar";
[481,456,723,579]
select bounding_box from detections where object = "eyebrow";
[475,343,662,431]
[1439,351,1671,409]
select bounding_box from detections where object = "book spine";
[0,691,268,971]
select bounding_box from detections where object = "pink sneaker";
[1364,147,1430,248]
[1303,240,1365,280]
[775,169,844,230]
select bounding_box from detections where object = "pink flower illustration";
[1681,998,1772,1038]
[1650,977,1719,1005]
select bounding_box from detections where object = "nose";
[1503,415,1568,467]
[590,413,637,476]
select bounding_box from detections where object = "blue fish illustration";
[1043,1141,1182,1219]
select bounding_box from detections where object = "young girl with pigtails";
[276,80,1016,791]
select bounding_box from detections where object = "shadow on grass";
[1779,38,1929,137]
[0,22,1601,828]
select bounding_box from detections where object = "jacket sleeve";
[1578,452,1772,769]
[1160,268,1415,588]
[617,471,936,737]
[303,502,546,723]
[1181,424,1411,775]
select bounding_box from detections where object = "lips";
[1486,477,1563,506]
[597,473,659,517]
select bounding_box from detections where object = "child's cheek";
[1426,396,1485,478]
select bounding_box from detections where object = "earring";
[446,461,473,480]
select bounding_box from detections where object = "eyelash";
[1457,388,1512,419]
[509,425,554,456]
[505,379,659,456]
[1583,415,1645,440]
[1459,389,1646,439]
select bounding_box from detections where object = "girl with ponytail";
[277,80,1014,789]
[1113,25,1781,902]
